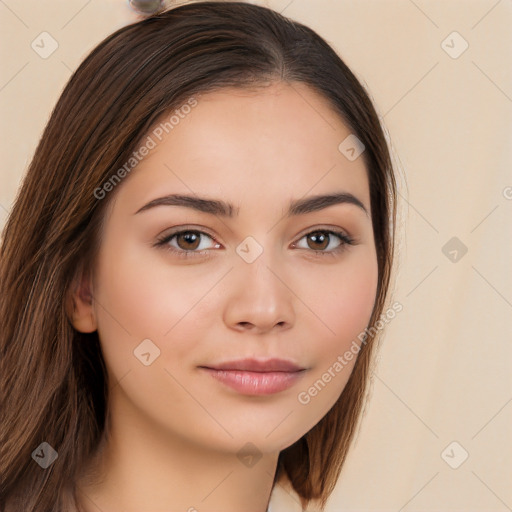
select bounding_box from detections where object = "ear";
[66,268,97,333]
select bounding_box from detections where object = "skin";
[70,81,378,512]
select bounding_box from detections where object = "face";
[77,81,378,456]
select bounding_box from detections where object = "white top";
[266,473,305,512]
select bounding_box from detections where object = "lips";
[200,358,305,372]
[198,358,307,395]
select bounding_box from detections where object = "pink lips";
[199,358,307,395]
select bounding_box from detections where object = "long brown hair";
[0,2,397,510]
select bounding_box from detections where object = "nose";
[222,257,295,335]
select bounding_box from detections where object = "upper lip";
[200,358,305,372]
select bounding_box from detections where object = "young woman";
[0,2,397,511]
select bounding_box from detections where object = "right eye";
[154,228,222,259]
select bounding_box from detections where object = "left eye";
[294,229,352,253]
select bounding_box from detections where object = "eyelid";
[155,225,220,245]
[293,224,354,243]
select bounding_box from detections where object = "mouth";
[198,358,307,396]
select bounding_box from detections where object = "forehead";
[110,81,370,216]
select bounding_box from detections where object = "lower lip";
[200,368,306,395]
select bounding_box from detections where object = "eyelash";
[154,226,355,260]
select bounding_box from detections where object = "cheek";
[297,251,378,354]
[292,251,378,418]
[328,258,378,346]
[90,239,215,429]
[91,236,218,370]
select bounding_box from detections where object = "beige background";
[1,1,511,510]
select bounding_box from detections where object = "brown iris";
[176,231,202,251]
[306,231,330,251]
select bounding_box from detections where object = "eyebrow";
[134,192,368,217]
